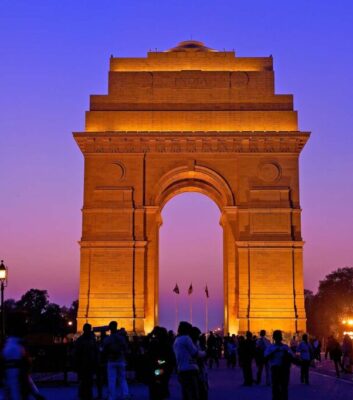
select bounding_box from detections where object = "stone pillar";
[144,206,162,333]
[77,240,140,331]
[235,240,306,334]
[220,207,238,334]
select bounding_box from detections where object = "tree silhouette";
[306,267,353,337]
[4,290,78,338]
[15,289,49,333]
[17,289,49,316]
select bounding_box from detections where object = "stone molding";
[74,131,309,154]
[236,241,305,248]
[79,240,148,248]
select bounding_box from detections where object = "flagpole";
[173,284,180,332]
[175,295,178,332]
[190,296,193,325]
[205,295,208,334]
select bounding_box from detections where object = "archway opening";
[159,192,223,333]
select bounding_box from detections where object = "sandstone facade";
[74,41,309,334]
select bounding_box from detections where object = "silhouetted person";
[206,332,219,369]
[255,330,271,385]
[289,336,298,353]
[325,335,343,377]
[2,324,46,400]
[238,331,255,386]
[297,334,312,384]
[226,336,237,368]
[102,321,130,400]
[312,337,321,362]
[199,334,207,351]
[173,321,205,400]
[265,330,293,400]
[190,327,208,400]
[341,334,353,373]
[223,333,231,363]
[96,330,107,400]
[146,326,175,400]
[74,323,98,400]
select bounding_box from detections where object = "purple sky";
[1,1,352,330]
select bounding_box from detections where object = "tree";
[16,289,49,333]
[306,267,353,337]
[61,299,78,332]
[17,289,49,316]
[4,298,17,312]
[41,303,65,334]
[4,298,27,337]
[4,290,77,339]
[304,289,320,336]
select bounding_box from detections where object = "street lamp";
[0,260,8,342]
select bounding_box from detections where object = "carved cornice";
[73,131,310,154]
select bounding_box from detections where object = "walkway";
[1,361,352,399]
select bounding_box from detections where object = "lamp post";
[0,260,8,343]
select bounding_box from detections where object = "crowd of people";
[325,334,353,377]
[1,320,353,400]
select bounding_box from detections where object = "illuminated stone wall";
[74,41,309,334]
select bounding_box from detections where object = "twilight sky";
[1,1,352,331]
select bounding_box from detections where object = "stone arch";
[152,165,235,210]
[146,165,236,331]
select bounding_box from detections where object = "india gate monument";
[74,40,309,334]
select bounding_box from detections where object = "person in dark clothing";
[325,335,344,377]
[145,326,175,400]
[226,336,237,369]
[265,330,293,400]
[341,334,353,373]
[255,330,271,385]
[223,333,231,364]
[96,330,108,400]
[74,323,98,400]
[206,332,219,369]
[312,338,321,362]
[190,327,208,400]
[297,334,312,384]
[238,331,255,386]
[199,334,207,351]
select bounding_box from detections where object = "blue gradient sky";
[1,1,352,330]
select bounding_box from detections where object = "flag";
[173,284,180,294]
[188,283,193,295]
[205,285,209,298]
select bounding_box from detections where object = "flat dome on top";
[166,40,216,52]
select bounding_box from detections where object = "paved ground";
[1,360,353,399]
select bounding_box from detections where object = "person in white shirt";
[2,335,45,400]
[173,321,205,400]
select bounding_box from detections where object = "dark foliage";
[305,267,353,337]
[4,289,78,339]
